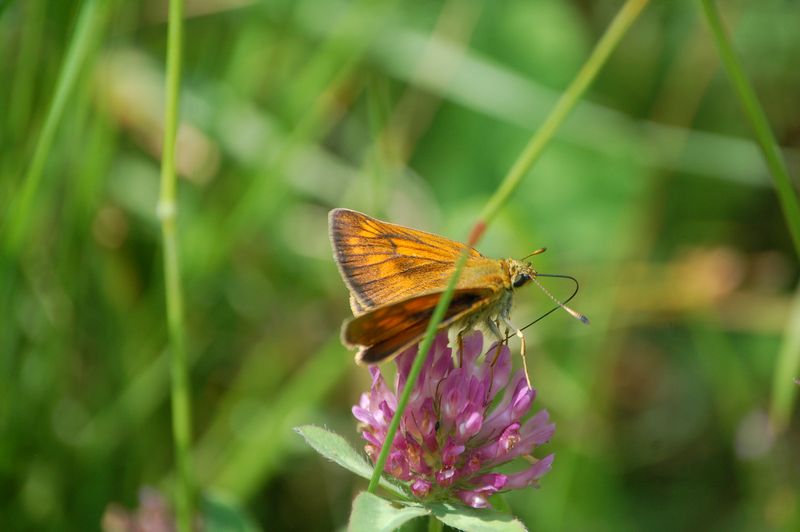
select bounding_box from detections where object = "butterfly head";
[508,260,537,289]
[507,247,547,290]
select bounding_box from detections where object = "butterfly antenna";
[520,247,547,261]
[532,273,590,325]
[502,273,589,342]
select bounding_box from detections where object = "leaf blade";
[349,492,429,532]
[428,502,527,532]
[295,425,408,498]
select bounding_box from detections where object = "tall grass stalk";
[0,0,108,431]
[478,0,650,228]
[366,0,651,494]
[770,284,800,433]
[699,0,800,437]
[700,0,800,257]
[158,0,193,530]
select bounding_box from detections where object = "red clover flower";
[352,331,555,509]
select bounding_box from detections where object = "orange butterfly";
[329,209,586,381]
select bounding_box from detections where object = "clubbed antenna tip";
[531,275,590,326]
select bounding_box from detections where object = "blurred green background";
[2,0,799,530]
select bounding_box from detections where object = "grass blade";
[367,0,650,494]
[2,0,107,254]
[700,0,800,257]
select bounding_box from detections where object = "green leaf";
[295,425,408,498]
[202,491,261,532]
[349,492,429,532]
[428,502,527,532]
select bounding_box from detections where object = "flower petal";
[435,465,457,487]
[471,472,508,491]
[455,410,483,441]
[505,454,555,489]
[456,489,491,509]
[411,478,432,498]
[460,331,484,368]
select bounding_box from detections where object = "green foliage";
[349,493,428,532]
[295,425,408,499]
[302,428,526,531]
[1,0,799,530]
[202,491,261,532]
[347,493,529,532]
[428,503,527,532]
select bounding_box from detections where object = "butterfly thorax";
[454,259,536,332]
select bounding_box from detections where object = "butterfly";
[329,208,587,381]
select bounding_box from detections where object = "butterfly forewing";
[329,209,493,311]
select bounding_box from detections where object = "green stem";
[366,0,649,495]
[700,0,800,257]
[428,514,443,532]
[158,0,193,530]
[478,0,650,228]
[366,249,470,494]
[769,283,800,433]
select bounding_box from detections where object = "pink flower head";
[352,331,555,508]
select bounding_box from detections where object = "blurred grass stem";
[478,0,649,227]
[158,0,194,530]
[366,0,650,494]
[769,283,800,433]
[700,0,800,257]
[2,0,106,254]
[701,0,800,438]
[0,0,108,424]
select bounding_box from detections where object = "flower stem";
[699,0,800,257]
[366,0,649,495]
[158,0,194,530]
[428,514,443,532]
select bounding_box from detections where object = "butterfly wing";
[329,209,491,312]
[343,287,498,364]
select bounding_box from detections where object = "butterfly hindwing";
[342,287,498,364]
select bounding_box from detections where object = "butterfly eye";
[513,273,531,288]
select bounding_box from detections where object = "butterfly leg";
[503,318,532,389]
[484,318,506,365]
[479,319,504,402]
[456,329,465,367]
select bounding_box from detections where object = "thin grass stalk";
[699,0,800,257]
[2,0,105,255]
[477,0,650,230]
[700,0,800,440]
[7,0,44,142]
[365,248,469,494]
[158,0,193,530]
[769,283,800,433]
[0,0,108,429]
[366,0,650,494]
